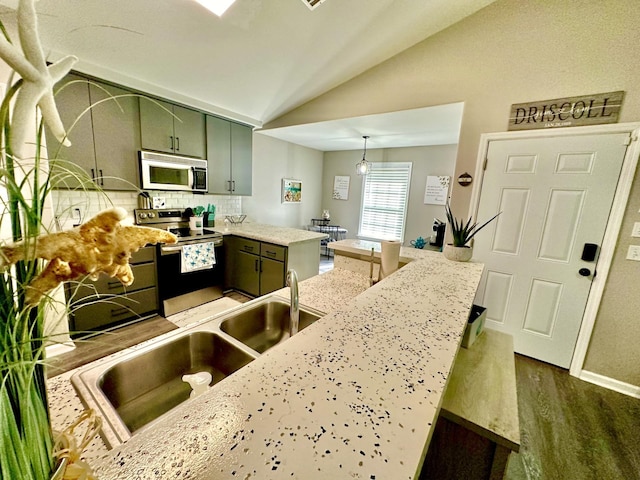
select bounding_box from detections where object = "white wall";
[322,144,457,244]
[243,134,324,229]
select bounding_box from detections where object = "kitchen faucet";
[287,269,299,337]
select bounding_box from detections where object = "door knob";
[578,268,591,277]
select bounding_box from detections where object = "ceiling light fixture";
[301,0,327,10]
[193,0,237,16]
[356,135,371,176]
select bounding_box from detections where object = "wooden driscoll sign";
[508,91,624,131]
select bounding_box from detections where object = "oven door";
[156,239,225,316]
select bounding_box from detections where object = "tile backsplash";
[51,190,242,230]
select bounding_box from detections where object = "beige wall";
[583,163,640,386]
[242,133,324,229]
[322,144,457,244]
[267,0,640,386]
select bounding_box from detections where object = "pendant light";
[356,135,371,175]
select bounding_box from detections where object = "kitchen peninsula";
[48,245,484,479]
[216,221,327,282]
[97,250,483,478]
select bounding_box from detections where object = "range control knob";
[147,212,156,218]
[138,212,148,220]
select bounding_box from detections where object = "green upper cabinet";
[46,74,95,189]
[139,98,206,159]
[89,82,141,191]
[206,115,253,195]
[46,74,140,191]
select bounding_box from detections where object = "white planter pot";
[443,244,473,262]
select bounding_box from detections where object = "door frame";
[468,122,640,380]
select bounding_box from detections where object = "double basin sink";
[71,295,324,448]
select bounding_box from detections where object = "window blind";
[358,162,412,242]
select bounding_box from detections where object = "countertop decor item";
[410,236,427,249]
[443,203,501,262]
[225,214,247,225]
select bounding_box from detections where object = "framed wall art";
[282,178,302,203]
[332,175,350,200]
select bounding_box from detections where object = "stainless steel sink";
[71,294,325,449]
[99,332,253,434]
[220,298,323,353]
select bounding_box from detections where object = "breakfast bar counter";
[84,251,483,479]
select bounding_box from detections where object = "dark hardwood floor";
[506,355,640,480]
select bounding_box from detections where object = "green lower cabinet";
[259,256,285,296]
[229,237,287,297]
[235,250,260,297]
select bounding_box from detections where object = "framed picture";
[424,175,450,205]
[332,175,350,200]
[282,178,302,203]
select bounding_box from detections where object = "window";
[358,162,412,242]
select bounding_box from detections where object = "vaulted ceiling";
[0,0,493,130]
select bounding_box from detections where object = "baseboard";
[578,370,640,399]
[45,341,76,358]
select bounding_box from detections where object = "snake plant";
[445,203,501,247]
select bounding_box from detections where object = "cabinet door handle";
[227,180,232,192]
[232,180,235,192]
[254,258,259,272]
[90,168,95,181]
[107,280,124,289]
[111,306,131,318]
[244,245,254,252]
[99,169,104,186]
[176,137,180,151]
[170,136,174,150]
[265,250,276,257]
[259,259,263,273]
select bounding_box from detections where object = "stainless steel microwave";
[139,151,208,193]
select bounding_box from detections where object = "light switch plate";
[627,245,640,261]
[632,222,640,238]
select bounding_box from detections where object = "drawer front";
[237,238,260,255]
[131,246,156,264]
[260,243,286,262]
[72,287,159,332]
[72,262,157,299]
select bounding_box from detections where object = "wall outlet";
[153,197,165,209]
[626,245,640,261]
[632,222,640,238]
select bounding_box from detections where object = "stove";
[134,208,224,316]
[134,208,222,243]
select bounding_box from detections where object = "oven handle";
[160,239,223,255]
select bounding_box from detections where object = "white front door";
[473,133,629,368]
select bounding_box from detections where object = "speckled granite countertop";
[214,222,327,246]
[84,254,483,479]
[329,238,439,263]
[272,267,370,314]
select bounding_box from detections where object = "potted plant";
[443,203,501,262]
[0,2,176,478]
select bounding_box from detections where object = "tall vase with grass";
[0,1,176,478]
[443,202,501,262]
[0,1,78,477]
